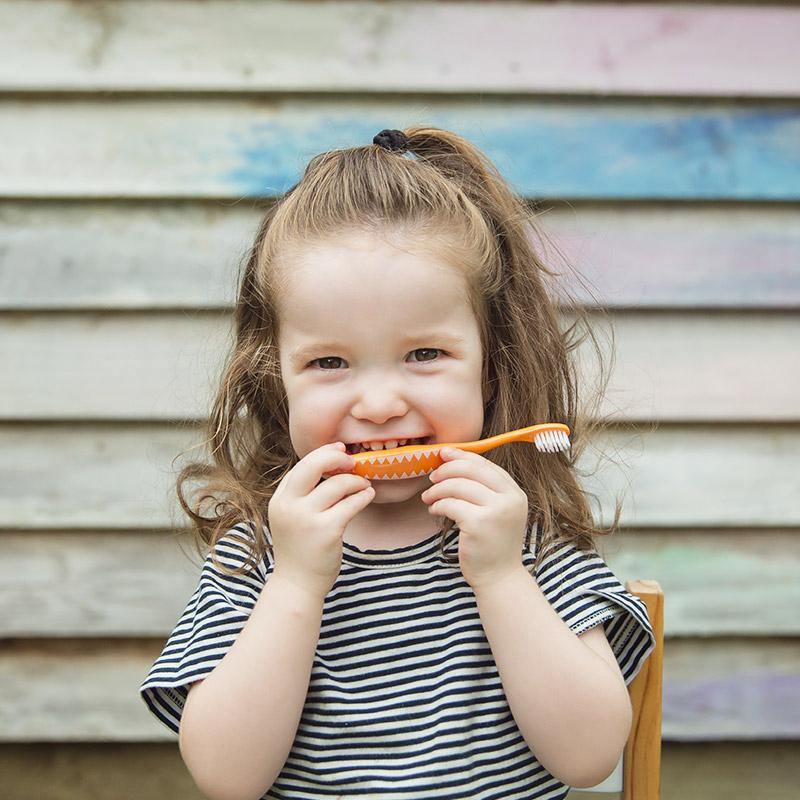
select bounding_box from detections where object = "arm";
[474,565,632,788]
[178,573,324,800]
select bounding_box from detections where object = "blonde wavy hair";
[173,125,630,578]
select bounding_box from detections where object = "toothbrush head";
[532,427,571,453]
[351,440,441,480]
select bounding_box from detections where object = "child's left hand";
[420,447,529,592]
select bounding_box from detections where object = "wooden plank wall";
[1,2,798,798]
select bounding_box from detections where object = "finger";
[439,447,510,477]
[422,477,495,507]
[324,482,376,521]
[293,442,356,496]
[426,496,478,519]
[309,472,373,511]
[431,452,508,493]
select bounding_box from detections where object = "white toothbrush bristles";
[534,429,571,453]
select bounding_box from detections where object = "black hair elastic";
[373,129,409,153]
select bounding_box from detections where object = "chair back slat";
[577,579,663,797]
[623,579,664,800]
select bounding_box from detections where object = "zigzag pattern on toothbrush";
[350,423,571,480]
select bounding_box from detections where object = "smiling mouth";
[345,436,433,455]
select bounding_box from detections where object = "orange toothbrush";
[351,423,570,480]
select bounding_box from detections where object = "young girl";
[140,126,656,800]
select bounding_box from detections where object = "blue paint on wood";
[225,104,800,200]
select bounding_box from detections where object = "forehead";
[277,232,476,339]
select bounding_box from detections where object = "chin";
[369,473,431,497]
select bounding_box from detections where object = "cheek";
[288,377,342,412]
[423,384,483,428]
[287,387,345,446]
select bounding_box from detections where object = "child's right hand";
[267,441,375,603]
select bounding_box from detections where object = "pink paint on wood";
[437,4,800,97]
[530,211,800,307]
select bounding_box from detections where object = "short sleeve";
[139,523,270,735]
[530,528,657,687]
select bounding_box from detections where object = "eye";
[307,348,445,370]
[309,356,345,370]
[408,348,443,363]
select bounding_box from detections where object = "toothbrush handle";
[450,435,506,455]
[450,424,569,455]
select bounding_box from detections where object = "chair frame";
[622,579,663,800]
[578,579,664,799]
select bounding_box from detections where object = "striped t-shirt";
[140,521,655,799]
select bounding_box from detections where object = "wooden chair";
[574,579,664,800]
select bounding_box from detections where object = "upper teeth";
[352,437,426,453]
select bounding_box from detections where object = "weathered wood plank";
[0,201,249,310]
[1,1,798,97]
[571,742,800,800]
[664,639,800,741]
[1,638,797,741]
[3,202,799,310]
[2,530,797,637]
[1,741,796,800]
[1,424,797,529]
[538,204,800,309]
[0,742,204,800]
[1,100,798,199]
[1,311,797,421]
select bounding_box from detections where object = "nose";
[350,375,410,423]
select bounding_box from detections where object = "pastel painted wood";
[1,530,797,637]
[1,100,798,199]
[0,425,797,529]
[0,0,797,789]
[3,204,799,310]
[3,635,795,742]
[0,1,797,97]
[2,312,797,420]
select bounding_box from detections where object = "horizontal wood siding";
[3,530,799,638]
[1,99,798,200]
[1,2,797,796]
[0,2,798,97]
[1,311,798,420]
[2,203,799,310]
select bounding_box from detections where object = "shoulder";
[527,521,609,581]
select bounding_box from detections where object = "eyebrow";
[290,332,466,365]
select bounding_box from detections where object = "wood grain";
[3,202,799,310]
[1,100,798,199]
[1,741,796,800]
[623,581,663,800]
[1,637,796,742]
[0,424,797,529]
[0,0,796,783]
[1,310,797,420]
[2,529,798,637]
[0,2,797,97]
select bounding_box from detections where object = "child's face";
[277,229,485,509]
